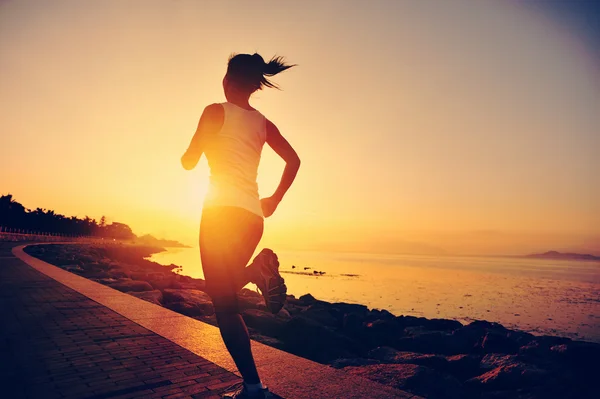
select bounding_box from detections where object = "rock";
[239,288,262,298]
[480,354,520,370]
[162,289,214,316]
[453,320,514,353]
[129,290,163,306]
[166,301,214,317]
[519,341,545,357]
[241,309,287,337]
[108,279,154,292]
[345,363,463,399]
[475,331,520,354]
[298,293,318,305]
[147,274,183,290]
[300,304,341,328]
[506,330,534,347]
[341,312,366,332]
[184,278,207,290]
[367,309,396,321]
[128,271,149,280]
[107,269,129,279]
[249,333,285,349]
[238,295,266,311]
[444,354,482,380]
[550,341,600,370]
[362,318,406,348]
[329,358,381,369]
[277,308,292,319]
[368,346,449,369]
[329,302,369,315]
[395,330,470,355]
[278,316,363,363]
[466,363,549,391]
[535,335,571,348]
[284,294,304,308]
[62,264,83,273]
[397,315,462,331]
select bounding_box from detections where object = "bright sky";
[1,0,598,255]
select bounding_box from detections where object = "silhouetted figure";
[181,53,300,399]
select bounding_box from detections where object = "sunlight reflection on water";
[150,247,600,342]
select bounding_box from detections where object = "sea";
[149,247,600,343]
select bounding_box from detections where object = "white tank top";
[203,102,267,217]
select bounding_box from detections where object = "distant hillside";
[525,251,600,261]
[135,234,190,248]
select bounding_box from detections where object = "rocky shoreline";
[24,243,598,399]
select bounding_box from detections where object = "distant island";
[524,250,600,261]
[135,234,190,248]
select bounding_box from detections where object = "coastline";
[23,243,599,399]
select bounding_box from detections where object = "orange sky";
[1,0,599,255]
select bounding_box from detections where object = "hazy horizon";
[1,0,599,256]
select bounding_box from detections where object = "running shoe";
[222,382,272,398]
[250,248,287,314]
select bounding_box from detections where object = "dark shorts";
[199,206,263,314]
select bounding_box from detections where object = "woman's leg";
[200,207,264,385]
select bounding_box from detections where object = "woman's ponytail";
[228,53,296,91]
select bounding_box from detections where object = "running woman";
[181,53,300,399]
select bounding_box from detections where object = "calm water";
[150,247,600,342]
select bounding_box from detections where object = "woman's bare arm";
[181,103,224,170]
[261,119,301,217]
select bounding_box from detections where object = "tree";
[0,195,137,240]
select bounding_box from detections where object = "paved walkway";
[0,242,251,399]
[2,242,419,399]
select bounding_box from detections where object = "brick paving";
[0,243,282,399]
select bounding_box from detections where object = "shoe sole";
[254,249,287,314]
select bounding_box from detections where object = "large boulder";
[480,354,520,370]
[146,273,183,290]
[345,363,463,399]
[298,293,318,305]
[475,331,520,354]
[241,309,287,337]
[395,330,470,355]
[300,304,341,328]
[108,279,154,292]
[367,346,448,370]
[465,363,549,391]
[361,318,406,348]
[238,294,266,311]
[162,289,214,316]
[278,316,363,363]
[330,302,369,316]
[129,290,163,306]
[367,309,396,322]
[444,354,483,380]
[454,320,507,348]
[107,269,130,279]
[550,341,600,372]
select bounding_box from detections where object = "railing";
[0,227,106,243]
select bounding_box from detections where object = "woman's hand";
[260,196,280,218]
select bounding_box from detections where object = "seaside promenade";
[0,241,419,399]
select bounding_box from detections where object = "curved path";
[2,242,419,399]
